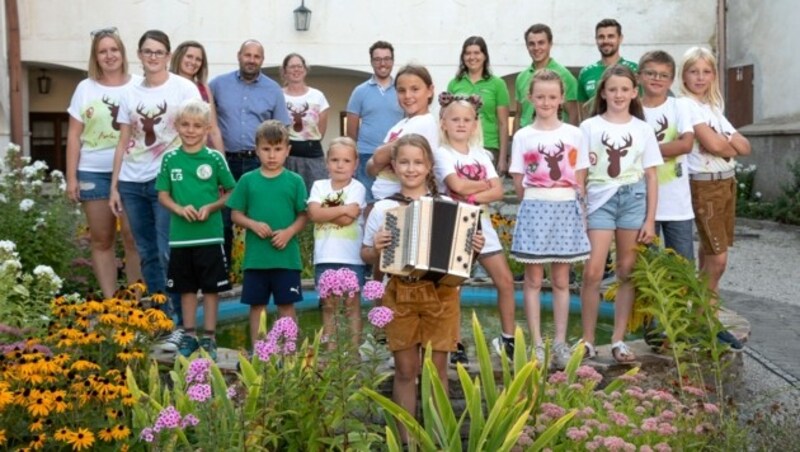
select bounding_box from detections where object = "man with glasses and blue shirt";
[345,41,404,201]
[210,39,291,262]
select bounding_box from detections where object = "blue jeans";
[118,179,180,321]
[223,154,261,263]
[656,220,695,261]
[356,153,375,202]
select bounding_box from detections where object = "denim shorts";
[314,263,366,291]
[77,170,112,201]
[588,181,647,230]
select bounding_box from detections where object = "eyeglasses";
[141,49,168,58]
[285,64,305,70]
[641,70,673,81]
[371,57,393,64]
[90,26,118,38]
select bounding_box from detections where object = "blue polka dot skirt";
[511,198,590,264]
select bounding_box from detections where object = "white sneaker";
[152,329,184,352]
[552,342,572,369]
[533,343,546,364]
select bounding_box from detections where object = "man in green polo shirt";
[577,18,639,115]
[514,23,579,131]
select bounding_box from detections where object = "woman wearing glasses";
[66,27,142,299]
[110,30,200,345]
[170,41,225,151]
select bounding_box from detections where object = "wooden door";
[29,113,69,173]
[726,65,754,128]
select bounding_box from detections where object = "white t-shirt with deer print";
[684,97,738,175]
[116,74,201,182]
[508,123,583,189]
[577,116,663,215]
[644,97,702,221]
[284,87,330,141]
[307,178,367,265]
[67,75,143,172]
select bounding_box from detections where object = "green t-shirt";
[577,57,639,102]
[225,168,307,270]
[514,58,577,127]
[447,75,510,149]
[155,147,236,247]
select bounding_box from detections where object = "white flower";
[50,169,64,179]
[6,143,21,153]
[33,217,46,230]
[738,183,745,189]
[31,179,43,187]
[0,259,22,274]
[0,193,6,203]
[748,164,756,171]
[0,240,18,255]
[22,165,38,179]
[32,160,48,171]
[33,265,63,290]
[19,198,35,211]
[21,156,31,165]
[755,191,762,198]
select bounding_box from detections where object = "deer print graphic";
[455,160,487,181]
[654,115,669,142]
[288,102,309,133]
[102,95,121,131]
[601,133,633,178]
[136,102,167,146]
[537,141,566,181]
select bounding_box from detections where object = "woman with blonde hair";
[66,27,141,298]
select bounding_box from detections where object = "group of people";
[65,19,750,422]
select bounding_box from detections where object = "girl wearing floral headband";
[433,93,516,365]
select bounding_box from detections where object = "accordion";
[380,196,481,286]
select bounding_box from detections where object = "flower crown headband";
[438,92,484,113]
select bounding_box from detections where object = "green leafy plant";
[363,313,576,451]
[0,240,63,330]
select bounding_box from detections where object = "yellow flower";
[106,408,122,419]
[51,390,69,413]
[98,427,115,442]
[27,396,53,417]
[29,419,45,432]
[66,428,95,451]
[150,292,168,305]
[0,429,6,445]
[130,279,147,293]
[53,353,71,366]
[0,385,12,410]
[112,329,135,347]
[110,425,130,440]
[121,392,135,406]
[54,427,72,442]
[29,433,46,450]
[71,360,101,372]
[117,348,145,362]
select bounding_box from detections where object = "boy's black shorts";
[167,244,231,294]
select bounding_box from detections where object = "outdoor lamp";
[294,0,312,31]
[37,70,52,95]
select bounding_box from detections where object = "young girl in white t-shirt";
[508,69,590,368]
[366,64,439,200]
[307,137,366,349]
[433,92,516,364]
[577,65,663,363]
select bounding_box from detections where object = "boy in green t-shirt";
[156,99,236,360]
[226,120,308,348]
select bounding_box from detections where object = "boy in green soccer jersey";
[156,99,236,360]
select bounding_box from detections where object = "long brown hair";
[391,134,439,197]
[88,30,128,80]
[589,64,644,120]
[170,41,209,83]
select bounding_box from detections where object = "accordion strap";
[385,192,441,205]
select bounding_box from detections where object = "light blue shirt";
[346,77,403,155]
[210,71,291,152]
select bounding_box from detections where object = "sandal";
[611,341,637,363]
[574,341,597,360]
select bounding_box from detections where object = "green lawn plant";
[736,160,800,225]
[363,313,576,451]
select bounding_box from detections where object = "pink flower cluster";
[576,365,603,383]
[585,435,636,452]
[187,383,212,403]
[139,406,201,443]
[367,306,394,328]
[362,280,385,302]
[185,358,211,384]
[317,268,361,299]
[254,316,299,362]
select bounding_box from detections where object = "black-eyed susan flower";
[70,360,100,372]
[105,408,122,419]
[51,390,69,413]
[130,280,147,293]
[112,329,135,347]
[27,396,53,417]
[110,424,130,440]
[29,418,45,432]
[66,428,94,451]
[28,433,46,450]
[98,427,115,442]
[54,427,72,442]
[0,429,6,446]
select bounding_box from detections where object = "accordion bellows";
[380,197,481,286]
